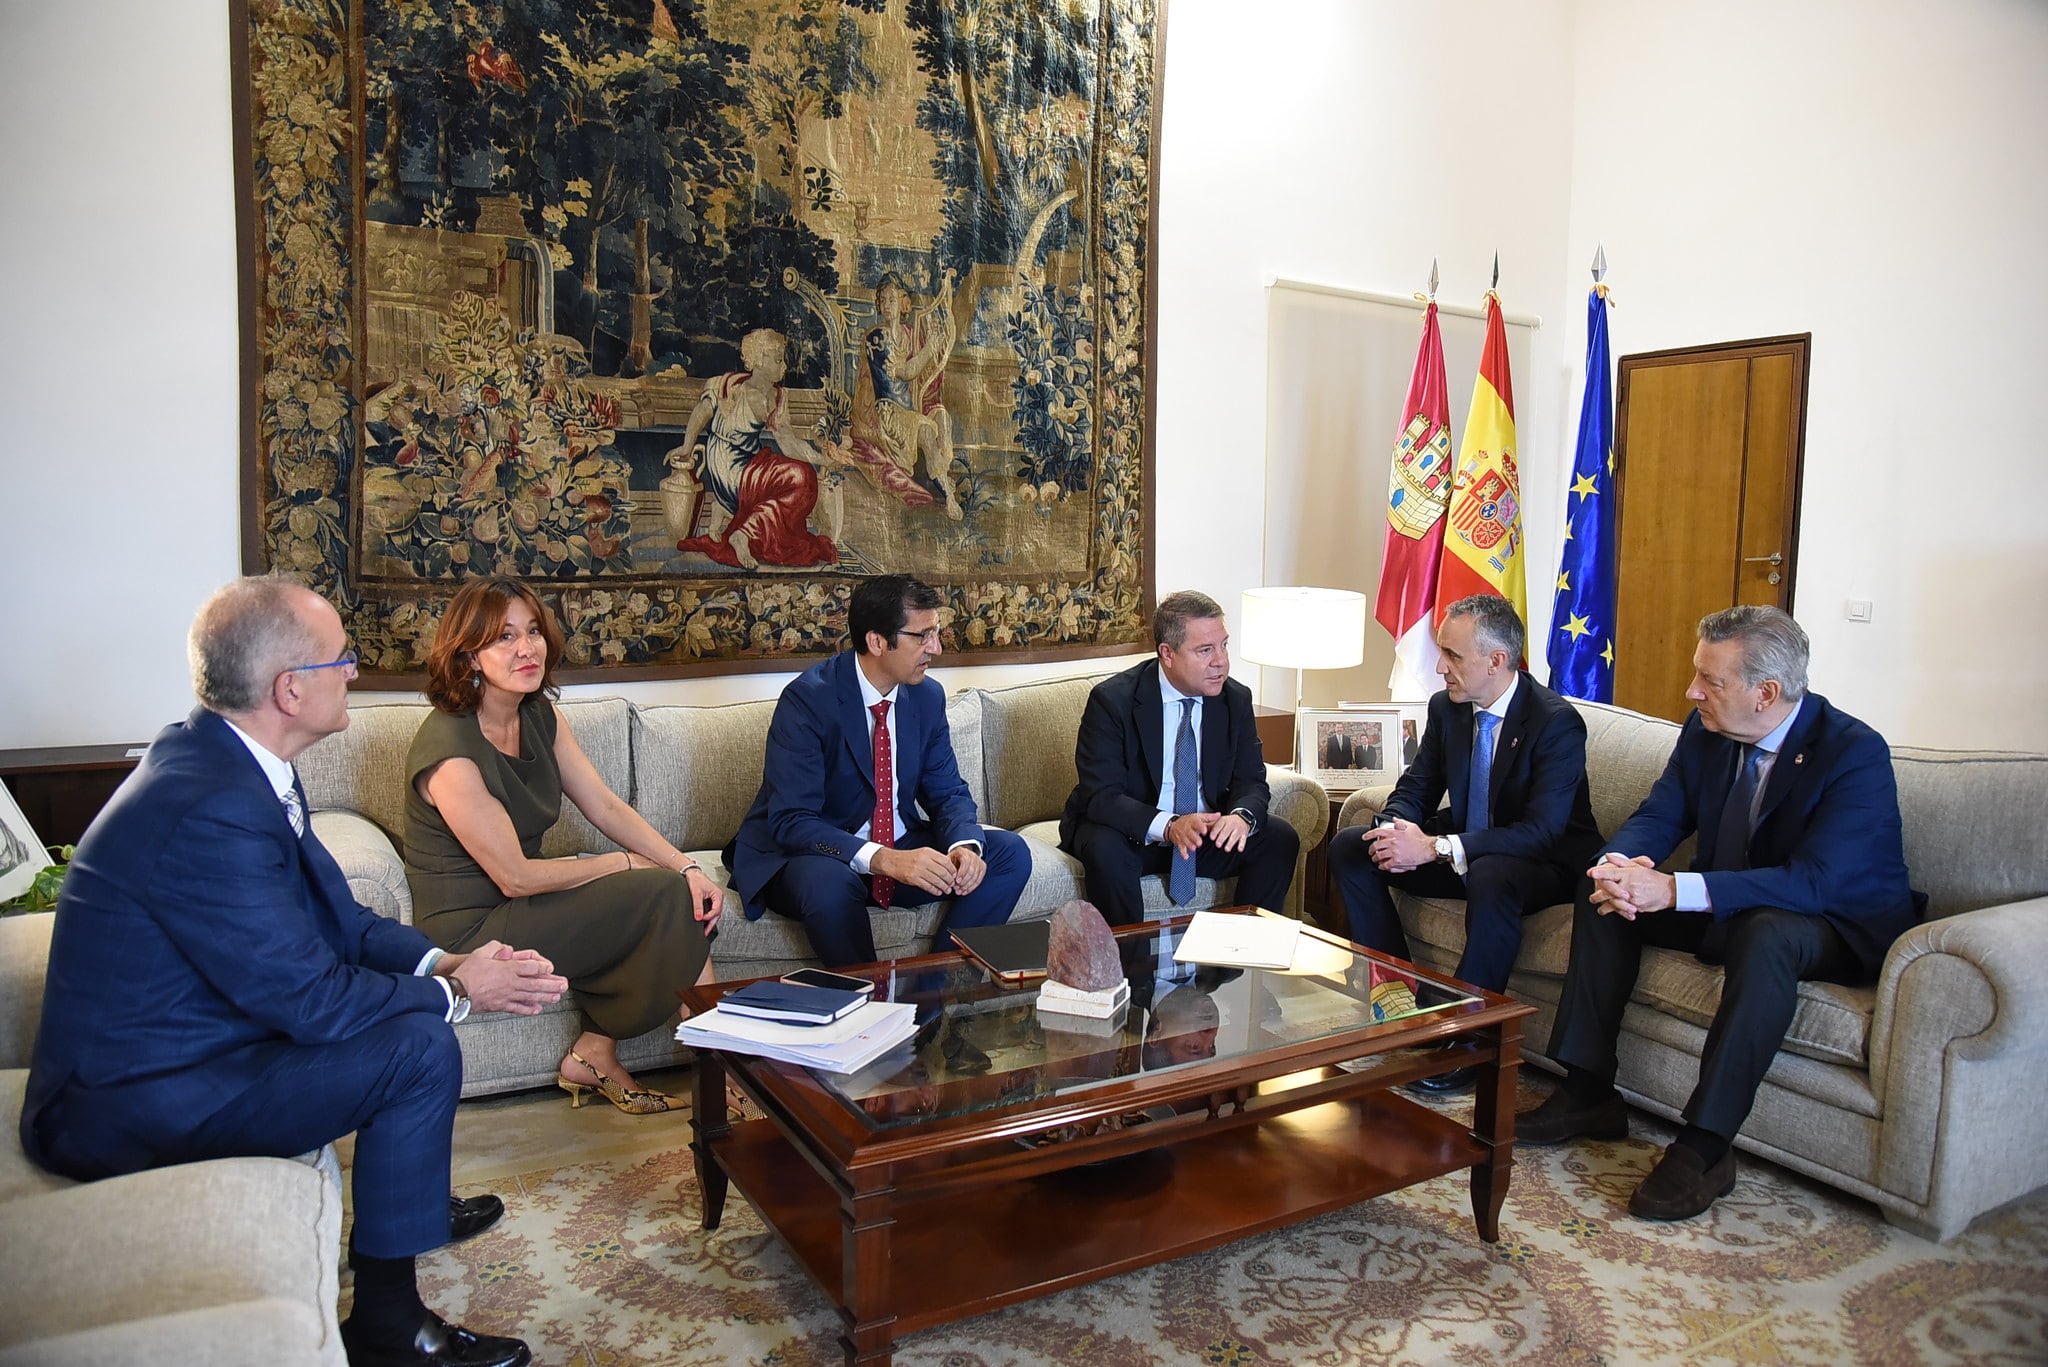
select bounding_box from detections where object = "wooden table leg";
[1468,1025,1521,1243]
[692,1055,732,1231]
[838,1170,897,1365]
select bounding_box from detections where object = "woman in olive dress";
[403,577,720,1114]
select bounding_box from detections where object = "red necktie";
[870,700,895,909]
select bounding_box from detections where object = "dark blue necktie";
[1169,698,1198,905]
[1466,710,1500,833]
[1711,743,1766,871]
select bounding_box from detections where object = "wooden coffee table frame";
[682,918,1532,1366]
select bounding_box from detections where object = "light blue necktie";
[281,783,306,838]
[1169,698,1199,905]
[1466,710,1500,833]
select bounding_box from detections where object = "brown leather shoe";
[1629,1143,1738,1221]
[1516,1089,1630,1147]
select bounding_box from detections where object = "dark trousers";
[761,825,1032,967]
[37,1013,460,1258]
[1326,824,1573,992]
[1548,888,1862,1138]
[1064,818,1300,927]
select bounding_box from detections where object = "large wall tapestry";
[233,0,1159,679]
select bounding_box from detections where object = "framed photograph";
[0,782,53,905]
[1393,702,1430,773]
[1298,707,1402,794]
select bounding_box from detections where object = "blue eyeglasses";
[284,648,359,680]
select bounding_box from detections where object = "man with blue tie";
[1326,594,1602,1094]
[727,575,1031,967]
[21,577,568,1367]
[1059,591,1298,927]
[1518,606,1917,1222]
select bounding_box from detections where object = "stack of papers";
[679,999,918,1074]
[1172,909,1302,970]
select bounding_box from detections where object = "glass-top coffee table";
[681,912,1533,1366]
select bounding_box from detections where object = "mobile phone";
[781,968,876,996]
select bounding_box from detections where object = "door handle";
[1742,552,1784,566]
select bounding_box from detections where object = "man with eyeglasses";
[22,576,567,1367]
[727,574,1029,966]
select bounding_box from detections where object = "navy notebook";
[718,979,867,1025]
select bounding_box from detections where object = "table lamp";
[1238,586,1369,720]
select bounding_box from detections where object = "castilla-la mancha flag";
[1436,291,1527,642]
[1372,301,1454,700]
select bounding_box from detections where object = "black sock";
[1674,1125,1730,1167]
[347,1252,426,1340]
[1561,1065,1617,1107]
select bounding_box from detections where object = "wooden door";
[1612,335,1808,721]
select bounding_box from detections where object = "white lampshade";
[1237,587,1368,671]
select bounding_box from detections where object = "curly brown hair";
[424,577,564,714]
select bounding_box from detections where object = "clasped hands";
[442,940,567,1016]
[1165,810,1250,856]
[872,843,987,897]
[1363,817,1437,872]
[1586,852,1677,920]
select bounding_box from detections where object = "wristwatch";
[447,973,473,1025]
[1433,836,1454,863]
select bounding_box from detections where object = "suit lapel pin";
[1510,737,1519,748]
[1794,753,1805,765]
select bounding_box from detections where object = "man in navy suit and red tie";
[1327,594,1603,1095]
[727,575,1030,967]
[1519,605,1917,1222]
[21,577,567,1367]
[1059,590,1299,927]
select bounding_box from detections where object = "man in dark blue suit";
[1059,591,1298,927]
[1327,594,1602,1094]
[728,575,1029,967]
[1519,606,1917,1221]
[22,578,567,1367]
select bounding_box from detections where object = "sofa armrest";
[0,913,55,1072]
[1868,896,2048,1237]
[1266,765,1330,850]
[308,811,412,925]
[1334,785,1399,832]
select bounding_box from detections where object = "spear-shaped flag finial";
[1428,257,1440,299]
[1491,252,1500,291]
[1592,244,1608,283]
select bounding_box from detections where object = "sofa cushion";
[1890,747,2048,919]
[976,673,1116,830]
[1404,898,1873,1067]
[309,810,411,923]
[0,912,55,1072]
[0,1156,341,1362]
[1573,701,1683,844]
[633,698,778,855]
[0,1072,72,1204]
[538,698,634,857]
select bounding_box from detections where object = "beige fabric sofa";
[297,672,1329,1098]
[1337,699,2048,1242]
[0,912,346,1366]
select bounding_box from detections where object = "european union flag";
[1546,286,1616,701]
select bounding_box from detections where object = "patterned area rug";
[367,1077,2048,1366]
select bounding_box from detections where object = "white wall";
[3,0,2040,751]
[1160,0,1579,712]
[1561,0,2048,748]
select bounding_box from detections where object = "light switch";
[1845,599,1874,623]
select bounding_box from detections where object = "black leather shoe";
[449,1193,504,1244]
[1516,1089,1631,1146]
[340,1310,532,1367]
[1406,1066,1477,1096]
[1629,1143,1737,1221]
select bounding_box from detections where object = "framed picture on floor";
[1298,707,1401,794]
[0,782,52,904]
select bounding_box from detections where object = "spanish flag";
[1435,292,1526,639]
